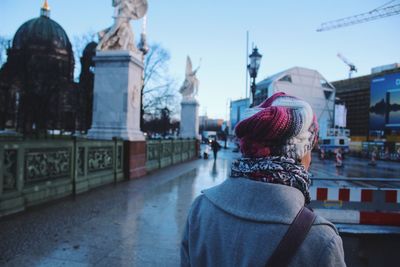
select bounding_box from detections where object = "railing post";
[158,140,161,169]
[171,140,175,165]
[0,143,4,196]
[16,143,24,193]
[113,137,117,184]
[72,137,77,196]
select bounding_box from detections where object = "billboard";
[369,72,400,130]
[334,104,347,128]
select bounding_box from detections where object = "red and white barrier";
[310,187,400,203]
[314,209,400,226]
[310,187,400,226]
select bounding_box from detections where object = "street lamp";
[247,47,262,107]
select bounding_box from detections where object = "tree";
[141,43,179,129]
[142,107,180,137]
[0,36,11,67]
[72,32,97,81]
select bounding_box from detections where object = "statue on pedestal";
[97,0,148,52]
[179,56,200,102]
[88,0,148,141]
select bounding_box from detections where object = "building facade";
[332,66,400,141]
[0,2,94,135]
[229,98,250,134]
[199,116,224,132]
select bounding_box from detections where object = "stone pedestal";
[124,141,147,179]
[180,99,200,139]
[87,50,145,141]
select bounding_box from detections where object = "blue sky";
[1,0,399,119]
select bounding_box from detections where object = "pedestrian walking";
[320,147,325,160]
[203,145,209,159]
[369,147,377,166]
[335,148,343,168]
[210,138,221,160]
[181,92,346,267]
[397,147,400,161]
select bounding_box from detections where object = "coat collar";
[203,178,337,231]
[203,177,305,224]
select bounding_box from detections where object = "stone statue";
[180,56,200,101]
[97,0,148,52]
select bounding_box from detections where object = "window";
[279,75,292,83]
[339,139,345,145]
[323,139,331,145]
[320,79,334,89]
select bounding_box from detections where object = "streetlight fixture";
[247,47,262,106]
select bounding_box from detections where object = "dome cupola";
[12,0,72,54]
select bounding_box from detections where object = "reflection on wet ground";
[0,150,233,267]
[309,153,400,188]
[310,155,400,179]
[0,148,399,266]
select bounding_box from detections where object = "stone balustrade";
[146,139,197,172]
[0,138,198,217]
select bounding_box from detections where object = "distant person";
[369,147,378,166]
[181,93,345,267]
[320,147,325,160]
[384,147,390,160]
[397,147,400,161]
[210,139,221,160]
[335,148,343,168]
[203,145,210,159]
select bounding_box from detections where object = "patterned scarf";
[231,156,311,204]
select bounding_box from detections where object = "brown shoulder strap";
[265,207,316,267]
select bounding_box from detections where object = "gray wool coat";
[181,178,346,267]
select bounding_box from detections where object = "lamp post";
[247,47,262,107]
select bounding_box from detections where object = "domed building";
[0,1,78,134]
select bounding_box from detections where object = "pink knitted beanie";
[235,92,319,160]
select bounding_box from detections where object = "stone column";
[180,99,201,140]
[87,50,145,141]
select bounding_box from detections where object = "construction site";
[231,0,400,160]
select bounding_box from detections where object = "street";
[0,147,399,266]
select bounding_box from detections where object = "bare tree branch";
[72,32,97,81]
[0,35,11,67]
[142,43,179,119]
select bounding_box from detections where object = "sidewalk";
[0,157,224,267]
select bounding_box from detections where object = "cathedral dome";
[12,5,72,54]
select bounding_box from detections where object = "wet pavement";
[311,155,400,179]
[309,154,400,189]
[0,151,231,267]
[0,147,399,266]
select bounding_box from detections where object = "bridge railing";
[0,137,198,217]
[146,139,197,172]
[0,138,124,217]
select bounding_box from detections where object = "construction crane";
[317,1,400,32]
[337,53,357,79]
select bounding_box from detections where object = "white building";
[229,98,250,134]
[254,67,335,138]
